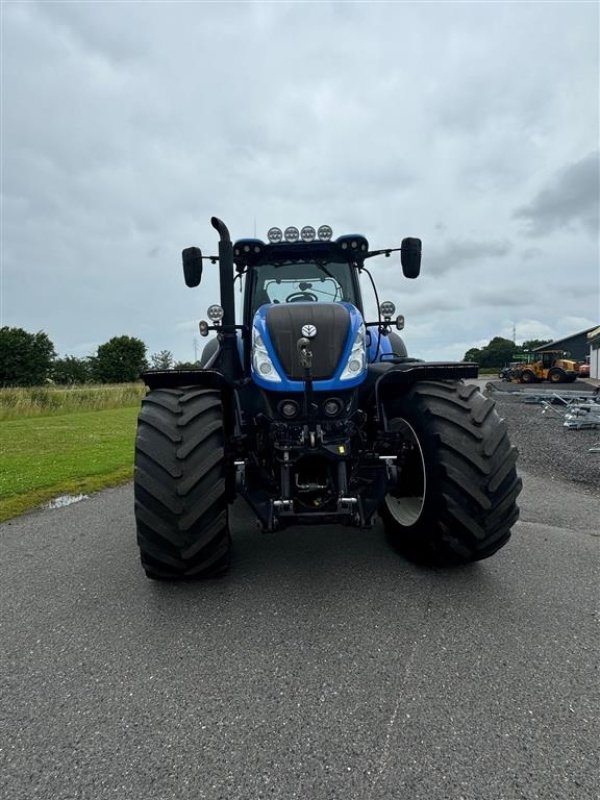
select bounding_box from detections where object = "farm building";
[531,326,599,363]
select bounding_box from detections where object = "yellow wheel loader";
[518,351,579,384]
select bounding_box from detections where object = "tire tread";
[134,387,230,579]
[382,380,521,564]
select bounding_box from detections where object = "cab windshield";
[250,261,357,314]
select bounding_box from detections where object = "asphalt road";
[2,473,599,800]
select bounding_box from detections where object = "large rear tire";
[381,381,522,565]
[134,387,231,579]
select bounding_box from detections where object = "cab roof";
[233,235,369,271]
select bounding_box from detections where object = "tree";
[92,336,147,383]
[463,347,482,363]
[463,337,521,368]
[521,338,552,352]
[0,327,56,386]
[52,356,93,385]
[150,350,175,370]
[174,360,200,370]
[479,337,518,368]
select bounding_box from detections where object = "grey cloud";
[514,151,600,238]
[521,247,544,261]
[471,287,535,307]
[3,2,598,364]
[427,238,512,276]
[402,296,465,315]
[449,239,512,261]
[555,281,600,300]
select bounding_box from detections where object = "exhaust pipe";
[211,217,240,379]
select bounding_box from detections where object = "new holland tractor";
[134,218,522,579]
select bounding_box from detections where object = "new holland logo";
[301,324,317,338]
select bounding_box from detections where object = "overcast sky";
[2,0,599,364]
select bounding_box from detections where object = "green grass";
[0,383,145,421]
[0,406,140,522]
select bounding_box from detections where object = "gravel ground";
[483,381,600,492]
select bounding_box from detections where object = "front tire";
[134,387,231,579]
[381,381,522,565]
[520,369,536,384]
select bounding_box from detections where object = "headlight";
[340,323,366,380]
[252,328,282,383]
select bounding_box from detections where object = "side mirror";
[182,247,203,287]
[401,237,421,279]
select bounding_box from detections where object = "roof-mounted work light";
[337,234,369,253]
[267,227,282,243]
[318,225,333,241]
[284,226,300,242]
[301,226,316,242]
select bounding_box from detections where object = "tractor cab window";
[250,261,357,315]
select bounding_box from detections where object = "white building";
[588,326,600,379]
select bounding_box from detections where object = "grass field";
[0,386,142,522]
[0,383,145,421]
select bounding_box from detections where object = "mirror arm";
[363,247,402,260]
[364,321,392,332]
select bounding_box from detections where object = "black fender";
[386,332,408,358]
[142,368,230,392]
[360,361,479,418]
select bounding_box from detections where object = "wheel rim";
[385,418,426,526]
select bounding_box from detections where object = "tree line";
[463,337,552,369]
[0,327,198,386]
[1,326,556,386]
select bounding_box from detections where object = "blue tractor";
[134,218,521,579]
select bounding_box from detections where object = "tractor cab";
[235,227,370,317]
[540,351,558,369]
[196,224,419,384]
[236,228,371,392]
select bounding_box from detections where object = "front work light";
[279,400,300,419]
[323,398,342,417]
[207,304,224,322]
[380,301,396,319]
